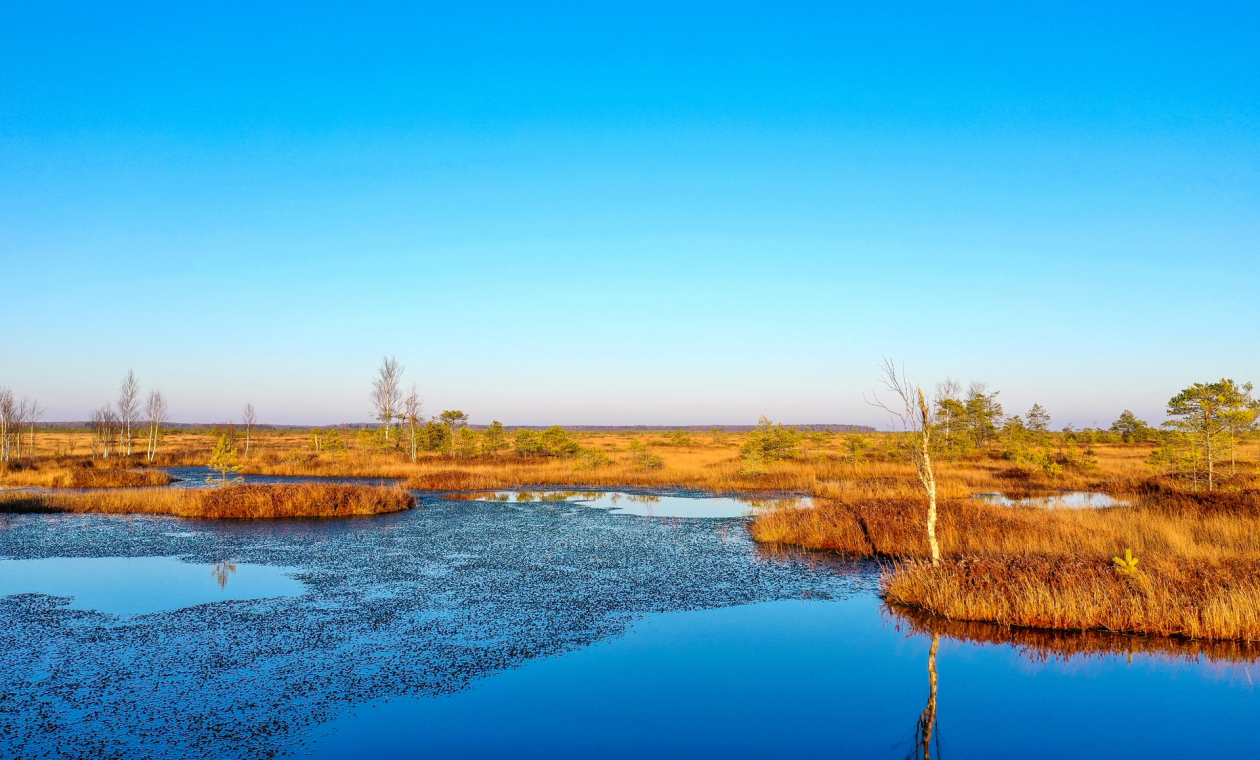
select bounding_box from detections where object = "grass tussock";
[749,489,1260,563]
[883,555,1260,641]
[0,484,413,519]
[66,469,174,488]
[0,465,172,488]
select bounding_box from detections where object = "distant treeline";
[36,421,875,433]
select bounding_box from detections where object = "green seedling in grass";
[1113,548,1140,577]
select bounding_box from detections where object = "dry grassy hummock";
[193,484,414,518]
[750,491,1260,563]
[66,469,174,488]
[883,555,1260,641]
[0,484,414,519]
[0,466,173,488]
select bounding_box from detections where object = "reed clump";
[883,555,1260,641]
[0,484,413,519]
[66,469,174,488]
[0,464,172,488]
[750,488,1260,563]
[193,484,413,518]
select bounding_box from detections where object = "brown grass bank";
[0,484,414,519]
[0,464,173,488]
[883,555,1260,641]
[748,484,1260,562]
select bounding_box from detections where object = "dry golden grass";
[63,469,173,488]
[747,455,1260,640]
[0,459,172,488]
[0,484,413,519]
[108,430,1194,496]
[749,486,1260,562]
[20,430,1240,495]
[883,554,1260,641]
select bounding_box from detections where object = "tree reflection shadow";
[911,632,941,759]
[211,561,237,589]
[888,602,1260,759]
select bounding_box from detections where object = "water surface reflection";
[972,491,1127,508]
[453,490,812,518]
[307,597,1258,759]
[0,556,302,616]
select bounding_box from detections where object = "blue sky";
[2,1,1256,427]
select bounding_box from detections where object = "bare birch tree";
[90,405,119,458]
[145,390,169,462]
[23,399,42,459]
[933,378,962,446]
[402,385,423,462]
[371,357,403,442]
[0,388,15,462]
[117,370,140,456]
[869,359,941,565]
[242,403,256,457]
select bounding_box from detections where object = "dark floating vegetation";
[0,494,866,759]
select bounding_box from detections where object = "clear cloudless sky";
[1,1,1257,427]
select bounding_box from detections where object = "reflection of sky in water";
[973,491,1128,508]
[308,596,1259,760]
[0,556,304,616]
[470,491,812,518]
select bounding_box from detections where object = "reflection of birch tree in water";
[911,633,941,760]
[627,494,660,516]
[212,561,237,589]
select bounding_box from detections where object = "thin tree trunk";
[1206,415,1214,491]
[917,390,941,566]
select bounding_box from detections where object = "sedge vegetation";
[0,483,413,519]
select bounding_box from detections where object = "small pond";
[0,556,304,617]
[973,490,1128,508]
[458,490,811,518]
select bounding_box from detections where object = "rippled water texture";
[1,492,1255,759]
